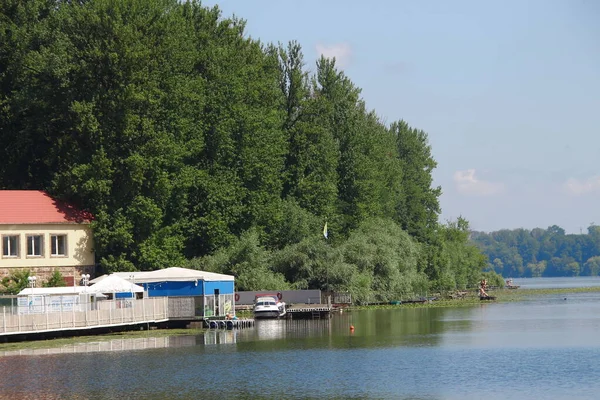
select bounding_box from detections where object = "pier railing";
[0,297,169,336]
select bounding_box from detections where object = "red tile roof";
[0,191,92,224]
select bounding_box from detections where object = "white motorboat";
[253,294,286,319]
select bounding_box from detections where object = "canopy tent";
[88,274,144,294]
[19,286,86,296]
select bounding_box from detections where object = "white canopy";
[88,274,144,293]
[90,267,234,284]
[18,286,86,296]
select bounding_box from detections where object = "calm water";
[2,278,600,399]
[512,276,600,289]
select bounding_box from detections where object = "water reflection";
[203,329,237,345]
[235,307,468,351]
[441,291,600,349]
[0,330,244,357]
[0,335,199,357]
[241,319,333,341]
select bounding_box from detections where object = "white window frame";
[26,234,44,257]
[2,235,20,258]
[50,234,67,257]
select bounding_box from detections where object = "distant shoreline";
[353,285,600,309]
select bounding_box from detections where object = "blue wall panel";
[142,280,234,297]
[204,281,234,295]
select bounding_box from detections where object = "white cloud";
[453,169,504,196]
[316,43,352,68]
[563,176,600,196]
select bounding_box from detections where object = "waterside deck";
[0,297,253,342]
[286,303,333,319]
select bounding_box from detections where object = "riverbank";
[355,285,600,309]
[3,286,599,353]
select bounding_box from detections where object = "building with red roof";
[0,191,95,284]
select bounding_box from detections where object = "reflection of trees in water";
[342,308,473,348]
[218,308,476,352]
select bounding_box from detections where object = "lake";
[512,276,600,289]
[1,278,600,399]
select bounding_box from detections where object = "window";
[51,234,67,256]
[27,235,44,257]
[2,235,19,257]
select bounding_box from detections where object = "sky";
[202,0,600,234]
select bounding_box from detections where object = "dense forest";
[0,0,500,302]
[471,226,600,277]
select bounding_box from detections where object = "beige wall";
[0,223,95,269]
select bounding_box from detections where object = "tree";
[0,0,494,301]
[583,256,600,276]
[390,120,441,243]
[0,270,31,295]
[43,270,67,287]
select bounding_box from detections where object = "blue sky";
[203,0,600,234]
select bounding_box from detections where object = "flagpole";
[323,221,328,295]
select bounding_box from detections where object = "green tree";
[0,0,494,301]
[583,256,600,276]
[43,270,67,287]
[0,270,31,295]
[390,120,441,243]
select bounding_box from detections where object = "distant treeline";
[0,0,499,302]
[471,226,600,277]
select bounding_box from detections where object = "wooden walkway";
[0,297,170,340]
[286,303,332,319]
[0,296,259,342]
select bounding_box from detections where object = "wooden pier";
[286,303,333,319]
[0,297,170,342]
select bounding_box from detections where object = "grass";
[354,286,600,310]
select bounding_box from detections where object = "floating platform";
[286,304,332,319]
[205,319,255,330]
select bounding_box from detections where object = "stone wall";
[0,265,96,285]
